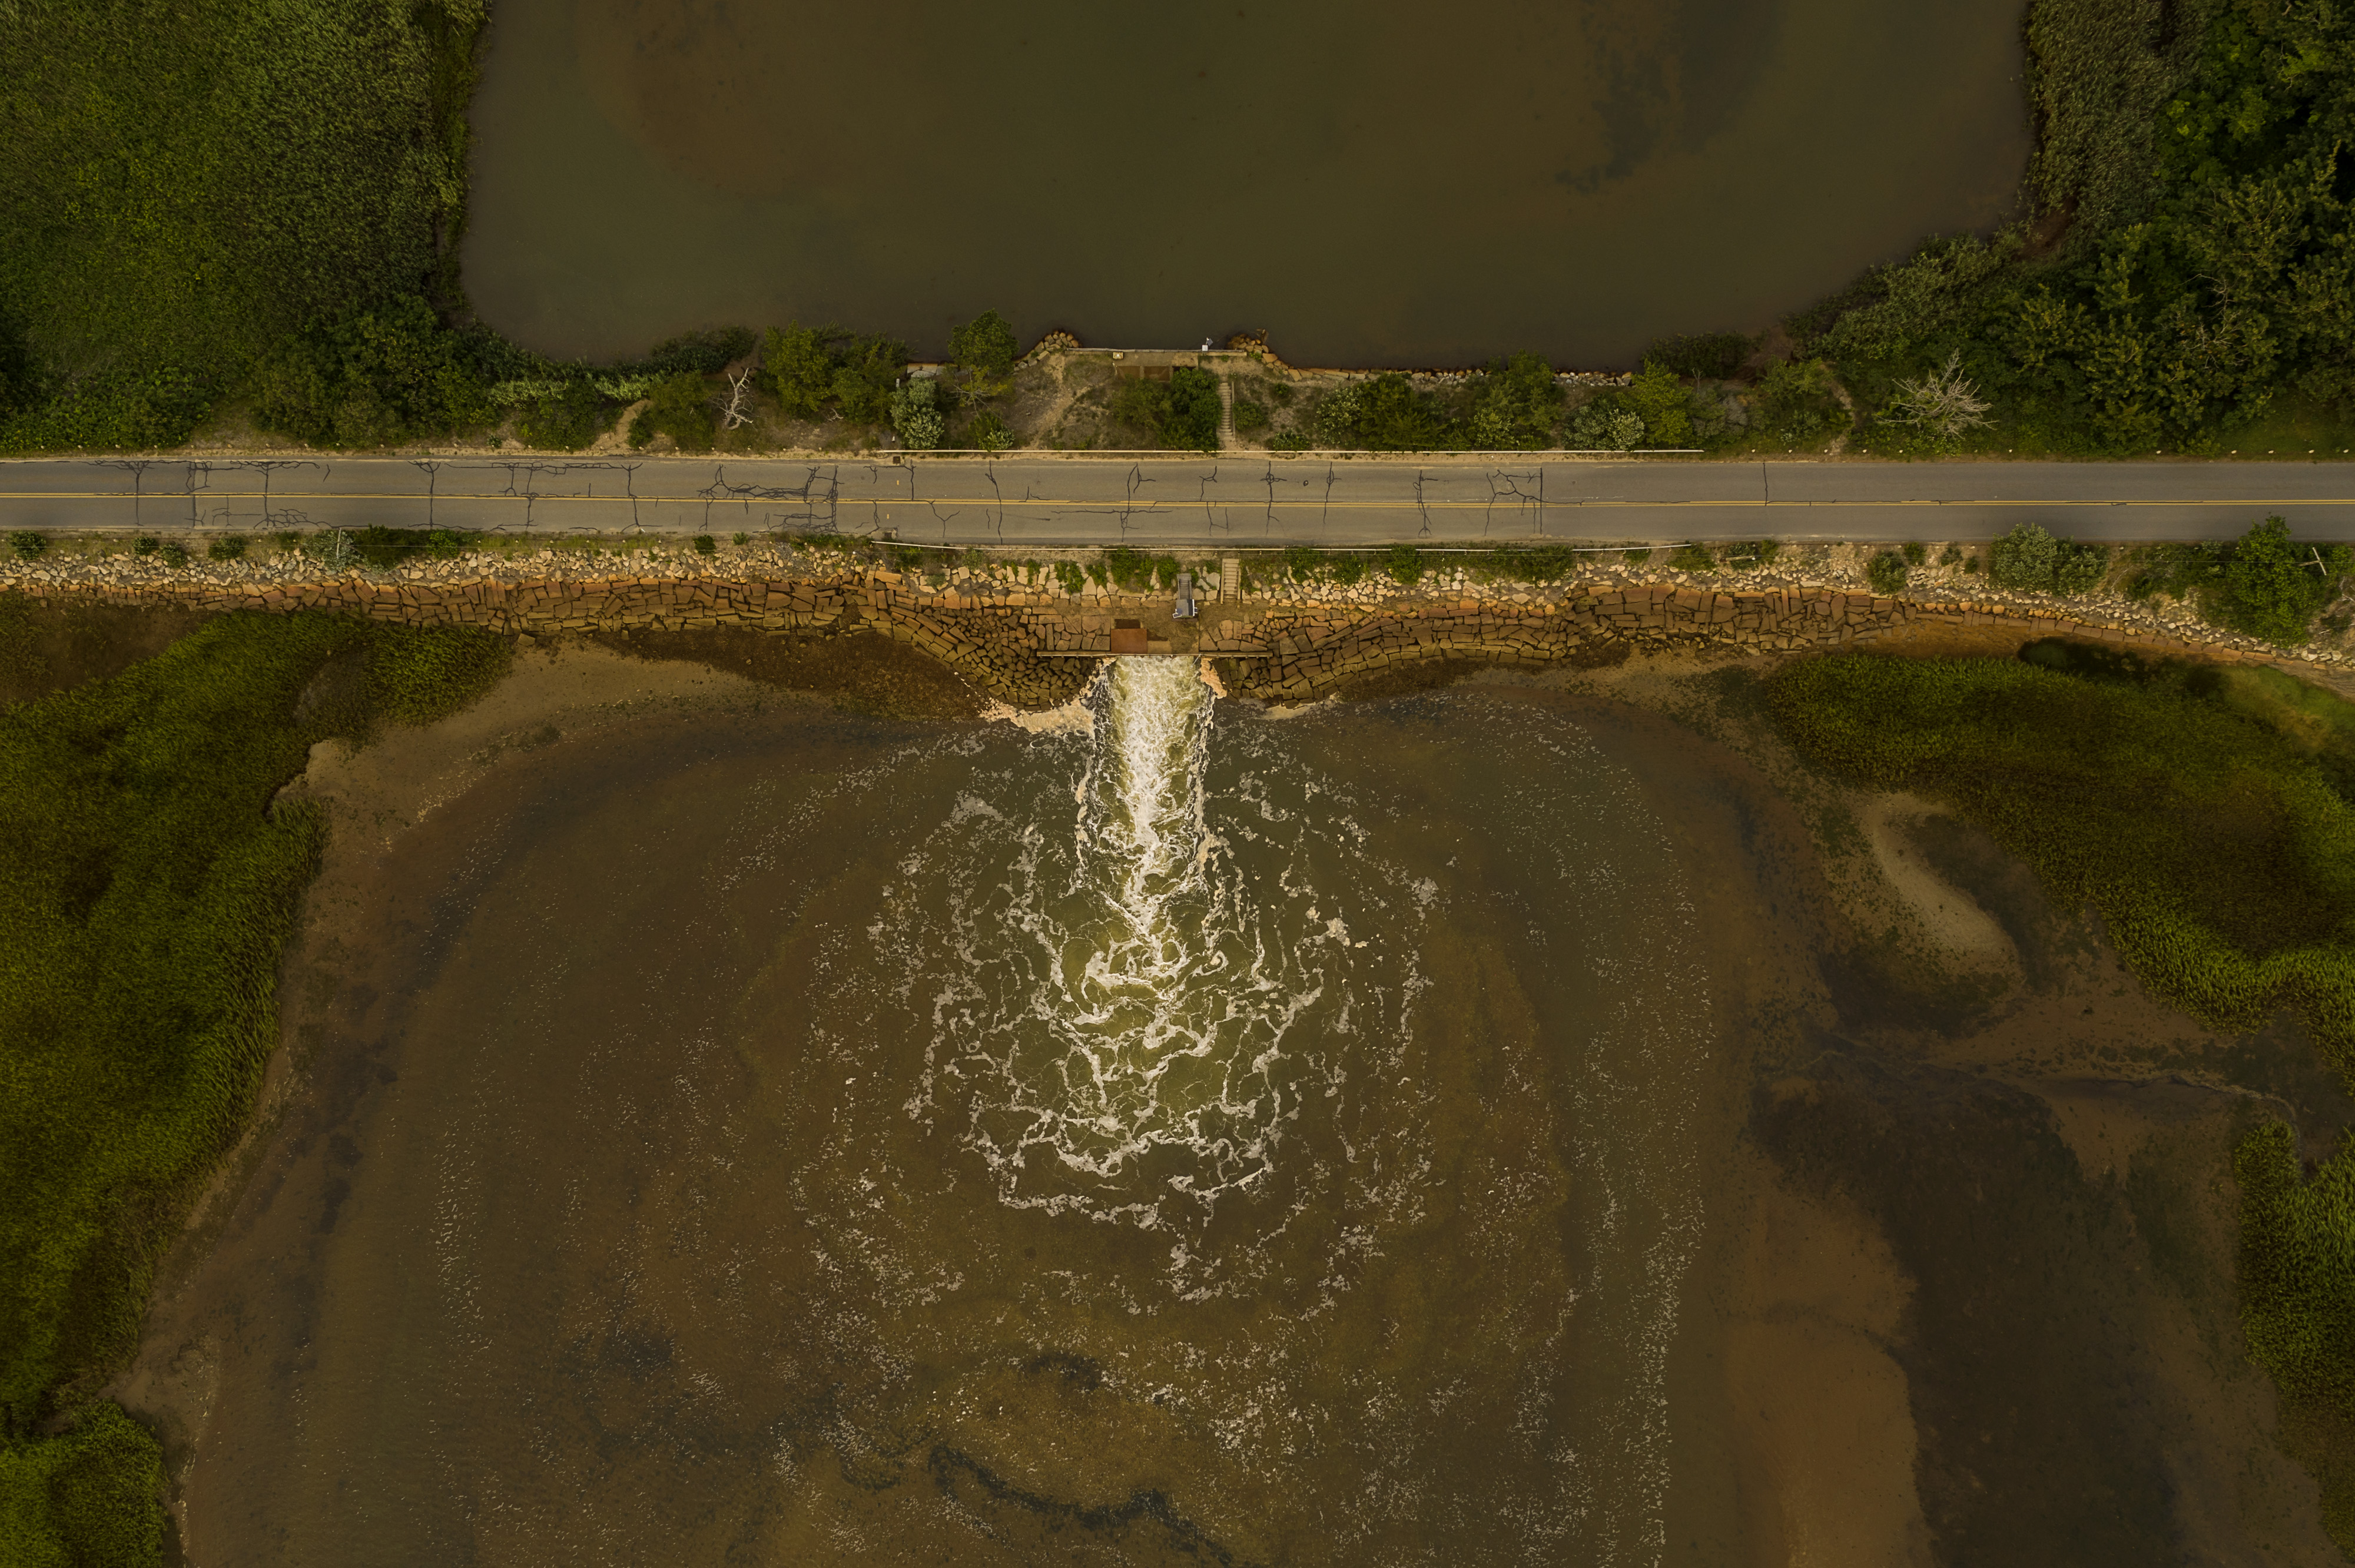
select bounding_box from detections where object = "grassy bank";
[1767,644,2355,1550]
[0,606,509,1563]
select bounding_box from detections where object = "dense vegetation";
[2124,517,2355,643]
[1767,644,2355,1547]
[1786,0,2355,453]
[0,0,485,453]
[0,609,511,1564]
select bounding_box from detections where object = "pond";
[460,0,2029,366]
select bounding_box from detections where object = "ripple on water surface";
[188,669,1717,1564]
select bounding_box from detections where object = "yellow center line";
[11,492,2355,509]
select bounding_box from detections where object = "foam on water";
[788,681,1714,1556]
[903,659,1349,1248]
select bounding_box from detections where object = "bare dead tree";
[715,369,757,432]
[1888,350,1992,439]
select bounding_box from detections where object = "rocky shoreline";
[4,536,2347,705]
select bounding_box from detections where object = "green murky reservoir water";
[164,668,1743,1562]
[462,0,2029,364]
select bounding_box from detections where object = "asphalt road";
[5,454,2355,547]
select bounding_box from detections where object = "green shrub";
[1110,367,1222,452]
[1317,374,1454,450]
[1465,352,1565,450]
[1054,561,1084,595]
[1670,543,1716,572]
[344,525,467,569]
[1626,362,1693,447]
[1283,546,1324,583]
[631,370,715,452]
[8,532,44,560]
[131,536,158,558]
[1565,395,1646,451]
[516,380,610,451]
[2125,541,2225,602]
[1750,359,1848,445]
[1233,399,1269,432]
[1867,552,1910,595]
[2217,517,2353,647]
[1939,543,1965,567]
[1902,540,1928,566]
[1099,546,1176,592]
[1329,554,1368,587]
[692,534,716,556]
[732,533,749,546]
[0,0,483,454]
[249,296,493,448]
[158,543,187,568]
[0,367,214,456]
[829,334,905,426]
[948,309,1019,394]
[762,323,840,421]
[758,324,905,427]
[1724,539,1781,570]
[1988,522,2108,595]
[966,409,1013,452]
[890,376,942,449]
[206,535,247,562]
[1384,545,1423,586]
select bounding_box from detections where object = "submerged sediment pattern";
[162,681,1723,1563]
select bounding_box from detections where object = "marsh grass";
[0,611,510,1562]
[0,1402,165,1564]
[1769,644,2355,1551]
[1771,650,2355,1041]
[0,0,485,451]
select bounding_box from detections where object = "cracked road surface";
[5,456,2354,545]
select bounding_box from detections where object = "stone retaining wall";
[17,572,2348,706]
[1207,585,2349,699]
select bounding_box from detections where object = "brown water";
[154,667,1746,1563]
[127,656,2355,1563]
[462,0,2029,365]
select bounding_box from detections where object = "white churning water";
[905,657,1340,1239]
